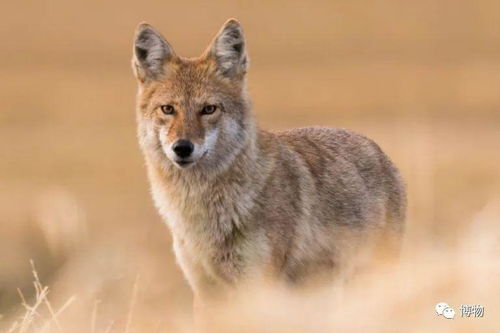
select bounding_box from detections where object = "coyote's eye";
[200,105,217,115]
[160,105,175,115]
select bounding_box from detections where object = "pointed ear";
[208,19,248,78]
[132,23,175,82]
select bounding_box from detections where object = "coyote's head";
[132,19,252,173]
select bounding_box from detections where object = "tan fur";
[132,19,406,302]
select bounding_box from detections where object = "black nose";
[172,139,194,158]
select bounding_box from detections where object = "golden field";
[0,0,499,331]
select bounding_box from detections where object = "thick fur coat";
[132,19,406,301]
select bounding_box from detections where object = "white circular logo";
[443,307,455,319]
[435,302,449,315]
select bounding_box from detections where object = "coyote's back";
[131,19,406,300]
[253,126,406,283]
[274,126,405,234]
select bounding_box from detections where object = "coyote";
[131,19,406,302]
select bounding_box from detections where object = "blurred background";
[0,0,499,332]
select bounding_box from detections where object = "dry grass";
[2,203,498,332]
[1,0,500,332]
[5,261,75,333]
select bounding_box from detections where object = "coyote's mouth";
[174,159,194,168]
[173,150,208,169]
